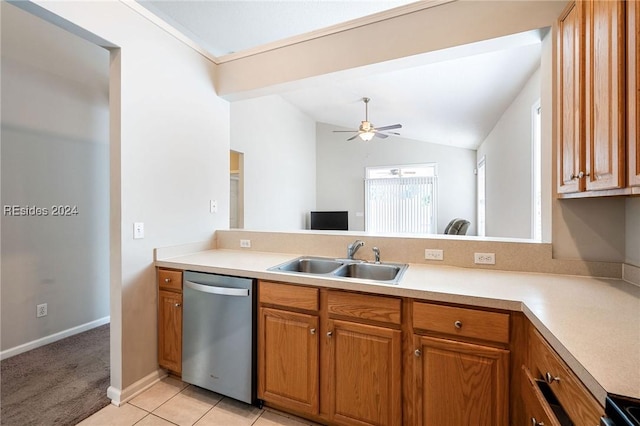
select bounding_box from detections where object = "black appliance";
[602,395,640,426]
[310,210,348,231]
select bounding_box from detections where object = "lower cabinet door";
[258,307,319,415]
[158,290,182,374]
[327,319,402,426]
[413,335,509,426]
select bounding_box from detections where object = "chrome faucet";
[372,247,381,264]
[347,240,365,259]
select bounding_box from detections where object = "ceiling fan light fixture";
[359,131,375,141]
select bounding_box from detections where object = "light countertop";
[156,248,640,405]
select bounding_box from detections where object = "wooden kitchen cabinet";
[557,0,628,196]
[257,281,320,416]
[326,319,402,426]
[629,0,640,189]
[157,268,183,374]
[325,290,403,426]
[411,302,510,426]
[527,327,603,425]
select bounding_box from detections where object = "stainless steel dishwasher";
[182,271,256,404]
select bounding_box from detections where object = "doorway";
[230,150,244,229]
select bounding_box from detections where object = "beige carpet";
[1,323,110,426]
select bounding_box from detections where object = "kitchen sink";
[274,257,344,274]
[269,256,408,284]
[333,262,403,281]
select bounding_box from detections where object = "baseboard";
[0,316,110,361]
[107,369,168,406]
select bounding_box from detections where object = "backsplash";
[214,229,622,279]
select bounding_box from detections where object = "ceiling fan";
[333,97,402,141]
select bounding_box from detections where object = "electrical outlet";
[424,249,444,261]
[240,239,251,248]
[37,303,47,318]
[474,252,496,265]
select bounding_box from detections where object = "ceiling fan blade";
[373,132,389,139]
[347,134,361,141]
[333,130,359,133]
[375,124,402,131]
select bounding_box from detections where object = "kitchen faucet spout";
[347,240,365,259]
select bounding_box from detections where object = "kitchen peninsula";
[155,230,640,426]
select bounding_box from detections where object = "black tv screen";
[310,211,348,231]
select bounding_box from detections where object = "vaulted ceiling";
[137,1,544,149]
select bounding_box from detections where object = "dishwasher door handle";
[185,280,250,297]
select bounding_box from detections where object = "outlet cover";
[474,252,496,265]
[424,249,444,261]
[37,303,47,318]
[240,239,251,248]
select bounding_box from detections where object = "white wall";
[230,95,316,230]
[477,67,540,239]
[1,3,110,352]
[19,0,231,398]
[316,122,476,234]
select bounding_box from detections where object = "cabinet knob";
[174,303,181,307]
[544,372,560,384]
[327,331,333,337]
[310,328,316,335]
[531,418,544,426]
[164,278,171,283]
[454,320,463,329]
[577,171,590,179]
[414,349,421,357]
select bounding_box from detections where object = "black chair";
[444,218,470,235]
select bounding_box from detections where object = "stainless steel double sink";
[268,256,408,285]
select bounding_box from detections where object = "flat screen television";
[310,211,348,231]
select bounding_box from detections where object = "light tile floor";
[78,377,323,426]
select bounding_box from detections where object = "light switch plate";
[134,222,144,239]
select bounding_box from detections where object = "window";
[365,164,437,234]
[477,157,486,237]
[532,101,542,241]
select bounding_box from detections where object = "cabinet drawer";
[529,329,603,425]
[413,302,509,344]
[327,290,401,325]
[158,269,182,292]
[521,366,562,426]
[259,281,319,311]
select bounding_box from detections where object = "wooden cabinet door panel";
[414,335,509,426]
[158,290,182,374]
[585,0,626,191]
[630,0,640,187]
[258,307,319,415]
[328,320,402,426]
[558,1,584,194]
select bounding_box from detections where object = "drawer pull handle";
[545,372,560,384]
[531,418,544,426]
[164,278,171,283]
[454,320,462,329]
[414,349,421,357]
[174,303,181,307]
[327,331,333,337]
[310,328,316,335]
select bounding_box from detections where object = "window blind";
[365,176,437,234]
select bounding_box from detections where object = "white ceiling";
[137,1,543,150]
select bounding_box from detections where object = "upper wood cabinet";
[557,0,629,196]
[629,0,640,189]
[558,1,583,194]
